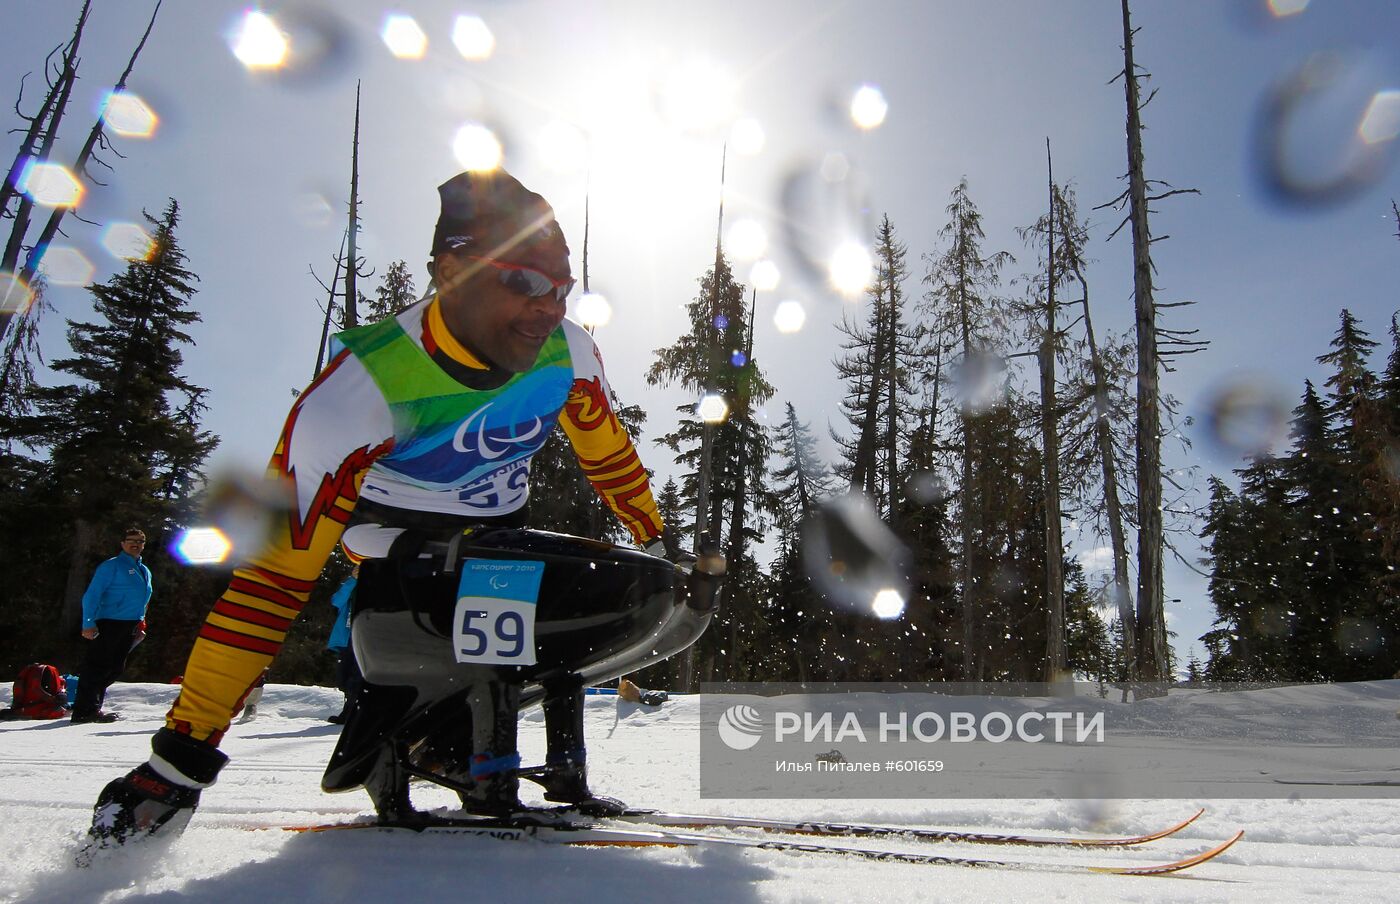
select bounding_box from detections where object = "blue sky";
[4,0,1398,666]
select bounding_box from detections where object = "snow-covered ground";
[2,681,1398,903]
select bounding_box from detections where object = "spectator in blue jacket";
[72,528,153,724]
[326,566,360,724]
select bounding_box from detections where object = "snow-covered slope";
[2,681,1398,903]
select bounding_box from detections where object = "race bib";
[452,559,545,666]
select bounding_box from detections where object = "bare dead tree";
[1060,193,1137,678]
[2,1,161,344]
[2,0,90,276]
[1,55,69,223]
[2,62,75,274]
[1102,0,1203,686]
[1040,140,1066,680]
[310,227,349,378]
[341,81,369,328]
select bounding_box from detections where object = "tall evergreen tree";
[648,252,776,682]
[1063,557,1113,682]
[922,178,1012,679]
[768,402,834,680]
[0,200,216,667]
[833,215,919,523]
[1311,313,1389,678]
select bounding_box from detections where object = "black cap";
[430,169,570,282]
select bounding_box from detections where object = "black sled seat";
[322,527,719,796]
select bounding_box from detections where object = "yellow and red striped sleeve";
[166,351,393,744]
[557,374,664,545]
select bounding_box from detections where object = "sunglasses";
[467,256,575,302]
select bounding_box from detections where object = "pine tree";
[833,216,919,522]
[1312,312,1389,678]
[363,259,418,322]
[648,252,776,682]
[1063,557,1113,682]
[768,402,834,680]
[1286,380,1364,679]
[921,178,1012,679]
[5,200,216,636]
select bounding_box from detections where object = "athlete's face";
[436,252,568,372]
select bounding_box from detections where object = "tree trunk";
[957,268,979,680]
[7,0,160,339]
[343,82,361,329]
[1067,248,1136,677]
[62,517,97,629]
[1041,145,1065,680]
[1120,0,1169,684]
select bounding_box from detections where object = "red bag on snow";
[1,663,69,720]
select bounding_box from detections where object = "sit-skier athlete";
[83,168,704,855]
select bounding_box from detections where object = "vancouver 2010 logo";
[717,704,765,750]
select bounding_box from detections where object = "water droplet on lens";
[907,471,949,505]
[801,493,912,616]
[951,348,1009,412]
[778,159,873,296]
[1202,376,1292,458]
[1255,51,1400,208]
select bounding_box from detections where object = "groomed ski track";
[3,682,1399,903]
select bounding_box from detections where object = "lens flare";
[19,162,83,208]
[453,123,503,171]
[231,10,290,69]
[102,91,157,138]
[773,299,806,334]
[827,241,872,296]
[697,392,729,424]
[850,84,888,130]
[730,350,747,367]
[174,527,233,565]
[37,246,94,286]
[749,259,780,292]
[820,152,851,183]
[802,492,913,615]
[1358,90,1400,145]
[1267,0,1310,16]
[452,15,495,61]
[575,292,612,327]
[381,14,427,59]
[724,218,768,261]
[871,588,906,619]
[0,272,33,316]
[730,117,766,155]
[101,222,155,261]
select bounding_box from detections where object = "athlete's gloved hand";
[643,527,697,572]
[78,728,227,865]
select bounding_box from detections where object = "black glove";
[79,728,227,864]
[643,527,697,572]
